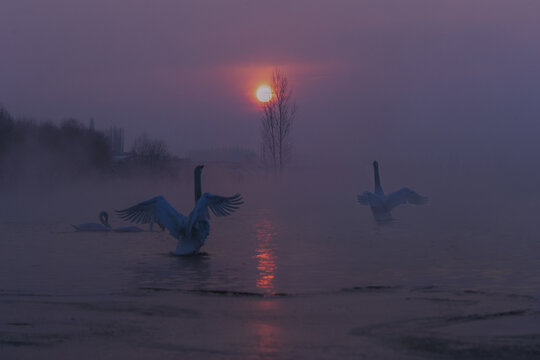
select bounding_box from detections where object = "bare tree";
[131,134,171,165]
[260,69,297,172]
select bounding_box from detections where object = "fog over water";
[2,162,540,299]
[2,2,540,358]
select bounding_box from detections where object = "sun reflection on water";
[255,212,277,292]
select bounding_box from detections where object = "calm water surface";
[2,173,540,298]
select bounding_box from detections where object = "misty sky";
[1,0,540,163]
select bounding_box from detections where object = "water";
[2,168,540,298]
[3,169,540,358]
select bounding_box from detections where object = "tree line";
[0,106,175,186]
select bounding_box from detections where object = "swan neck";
[373,162,384,195]
[194,169,202,204]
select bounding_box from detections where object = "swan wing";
[191,192,243,221]
[186,192,243,235]
[357,191,386,207]
[116,196,186,238]
[206,192,244,218]
[386,187,428,209]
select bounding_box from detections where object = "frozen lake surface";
[2,169,540,358]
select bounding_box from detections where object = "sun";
[256,85,273,103]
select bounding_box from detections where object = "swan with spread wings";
[116,165,243,255]
[357,161,427,223]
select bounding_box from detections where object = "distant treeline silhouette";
[0,107,111,186]
[112,133,181,178]
[0,106,190,187]
[130,134,171,164]
[0,106,252,187]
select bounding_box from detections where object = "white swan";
[73,211,146,232]
[116,165,243,255]
[357,161,428,222]
[73,211,112,232]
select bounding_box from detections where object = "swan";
[73,211,112,232]
[73,211,146,232]
[116,165,243,255]
[357,161,428,222]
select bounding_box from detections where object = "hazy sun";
[256,85,273,102]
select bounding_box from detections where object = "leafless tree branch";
[260,68,296,172]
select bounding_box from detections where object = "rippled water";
[2,169,540,300]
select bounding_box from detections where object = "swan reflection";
[255,213,277,292]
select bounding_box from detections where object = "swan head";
[373,161,379,170]
[195,165,204,173]
[99,211,109,226]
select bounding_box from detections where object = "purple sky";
[1,0,540,162]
